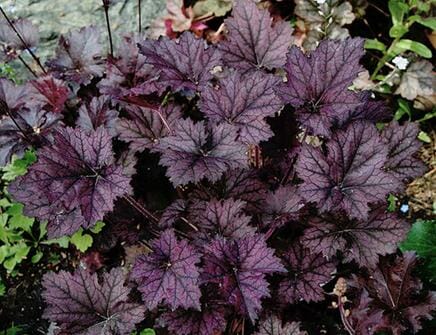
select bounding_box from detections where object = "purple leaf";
[0,107,62,166]
[138,32,221,93]
[195,198,256,241]
[0,78,27,111]
[46,26,104,85]
[382,121,426,185]
[200,71,282,144]
[117,103,182,152]
[277,38,364,136]
[351,252,436,334]
[254,315,306,335]
[0,18,39,61]
[202,234,285,321]
[25,75,69,113]
[9,127,131,237]
[98,34,160,99]
[302,207,409,268]
[278,242,336,303]
[158,306,227,335]
[77,96,119,135]
[42,267,145,335]
[263,185,304,228]
[157,119,248,186]
[218,0,293,71]
[131,229,202,310]
[296,121,398,220]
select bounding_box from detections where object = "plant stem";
[123,195,158,224]
[102,2,114,57]
[138,0,142,33]
[18,54,37,78]
[0,5,47,74]
[370,36,401,80]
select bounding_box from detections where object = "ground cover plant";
[0,0,435,334]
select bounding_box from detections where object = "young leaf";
[278,242,336,303]
[46,26,104,85]
[200,71,282,144]
[395,60,433,100]
[131,229,202,310]
[9,127,131,238]
[277,38,365,136]
[25,75,69,113]
[218,0,293,71]
[42,267,145,334]
[202,234,285,321]
[70,228,93,253]
[138,32,221,93]
[296,121,398,220]
[156,119,248,186]
[254,315,306,335]
[302,207,409,268]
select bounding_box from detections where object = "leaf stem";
[370,36,401,80]
[17,54,37,78]
[123,195,158,224]
[0,5,47,74]
[102,1,114,57]
[138,0,142,33]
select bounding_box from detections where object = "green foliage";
[136,329,156,335]
[401,220,436,282]
[0,63,19,83]
[0,277,5,296]
[1,151,37,182]
[0,324,23,335]
[69,221,105,253]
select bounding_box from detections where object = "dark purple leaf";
[200,71,282,144]
[296,121,398,220]
[202,234,285,321]
[131,229,202,310]
[195,198,256,241]
[42,267,145,335]
[254,315,306,335]
[302,207,409,268]
[158,199,191,229]
[25,75,69,113]
[0,18,39,61]
[381,121,426,185]
[278,242,336,303]
[138,32,221,93]
[218,0,293,71]
[117,103,182,152]
[46,26,104,85]
[158,306,226,335]
[98,34,160,99]
[77,96,119,135]
[277,38,364,136]
[350,252,436,335]
[9,127,131,237]
[262,185,304,228]
[348,290,385,335]
[0,107,62,166]
[157,119,248,186]
[0,78,27,111]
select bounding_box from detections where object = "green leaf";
[418,131,432,143]
[394,39,432,58]
[395,98,412,121]
[389,24,409,38]
[70,229,93,253]
[90,221,105,234]
[411,16,436,30]
[139,329,156,335]
[0,278,5,296]
[31,251,43,264]
[8,212,34,233]
[364,38,386,52]
[388,0,409,26]
[0,245,8,263]
[387,194,398,212]
[1,150,37,182]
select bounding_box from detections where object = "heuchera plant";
[0,0,434,334]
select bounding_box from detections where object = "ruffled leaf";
[77,96,119,135]
[26,75,69,113]
[254,315,306,335]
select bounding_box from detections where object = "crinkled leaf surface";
[381,121,426,185]
[117,103,181,152]
[351,252,436,334]
[201,71,282,144]
[98,34,160,99]
[218,0,293,71]
[0,18,39,61]
[77,96,119,135]
[26,75,69,113]
[302,207,409,268]
[157,119,247,186]
[9,127,131,237]
[279,242,336,303]
[395,60,434,100]
[202,234,285,321]
[46,26,104,85]
[138,32,221,93]
[0,107,62,166]
[296,121,398,220]
[131,229,202,310]
[277,38,364,136]
[42,267,145,335]
[254,315,306,335]
[0,78,27,111]
[158,306,226,335]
